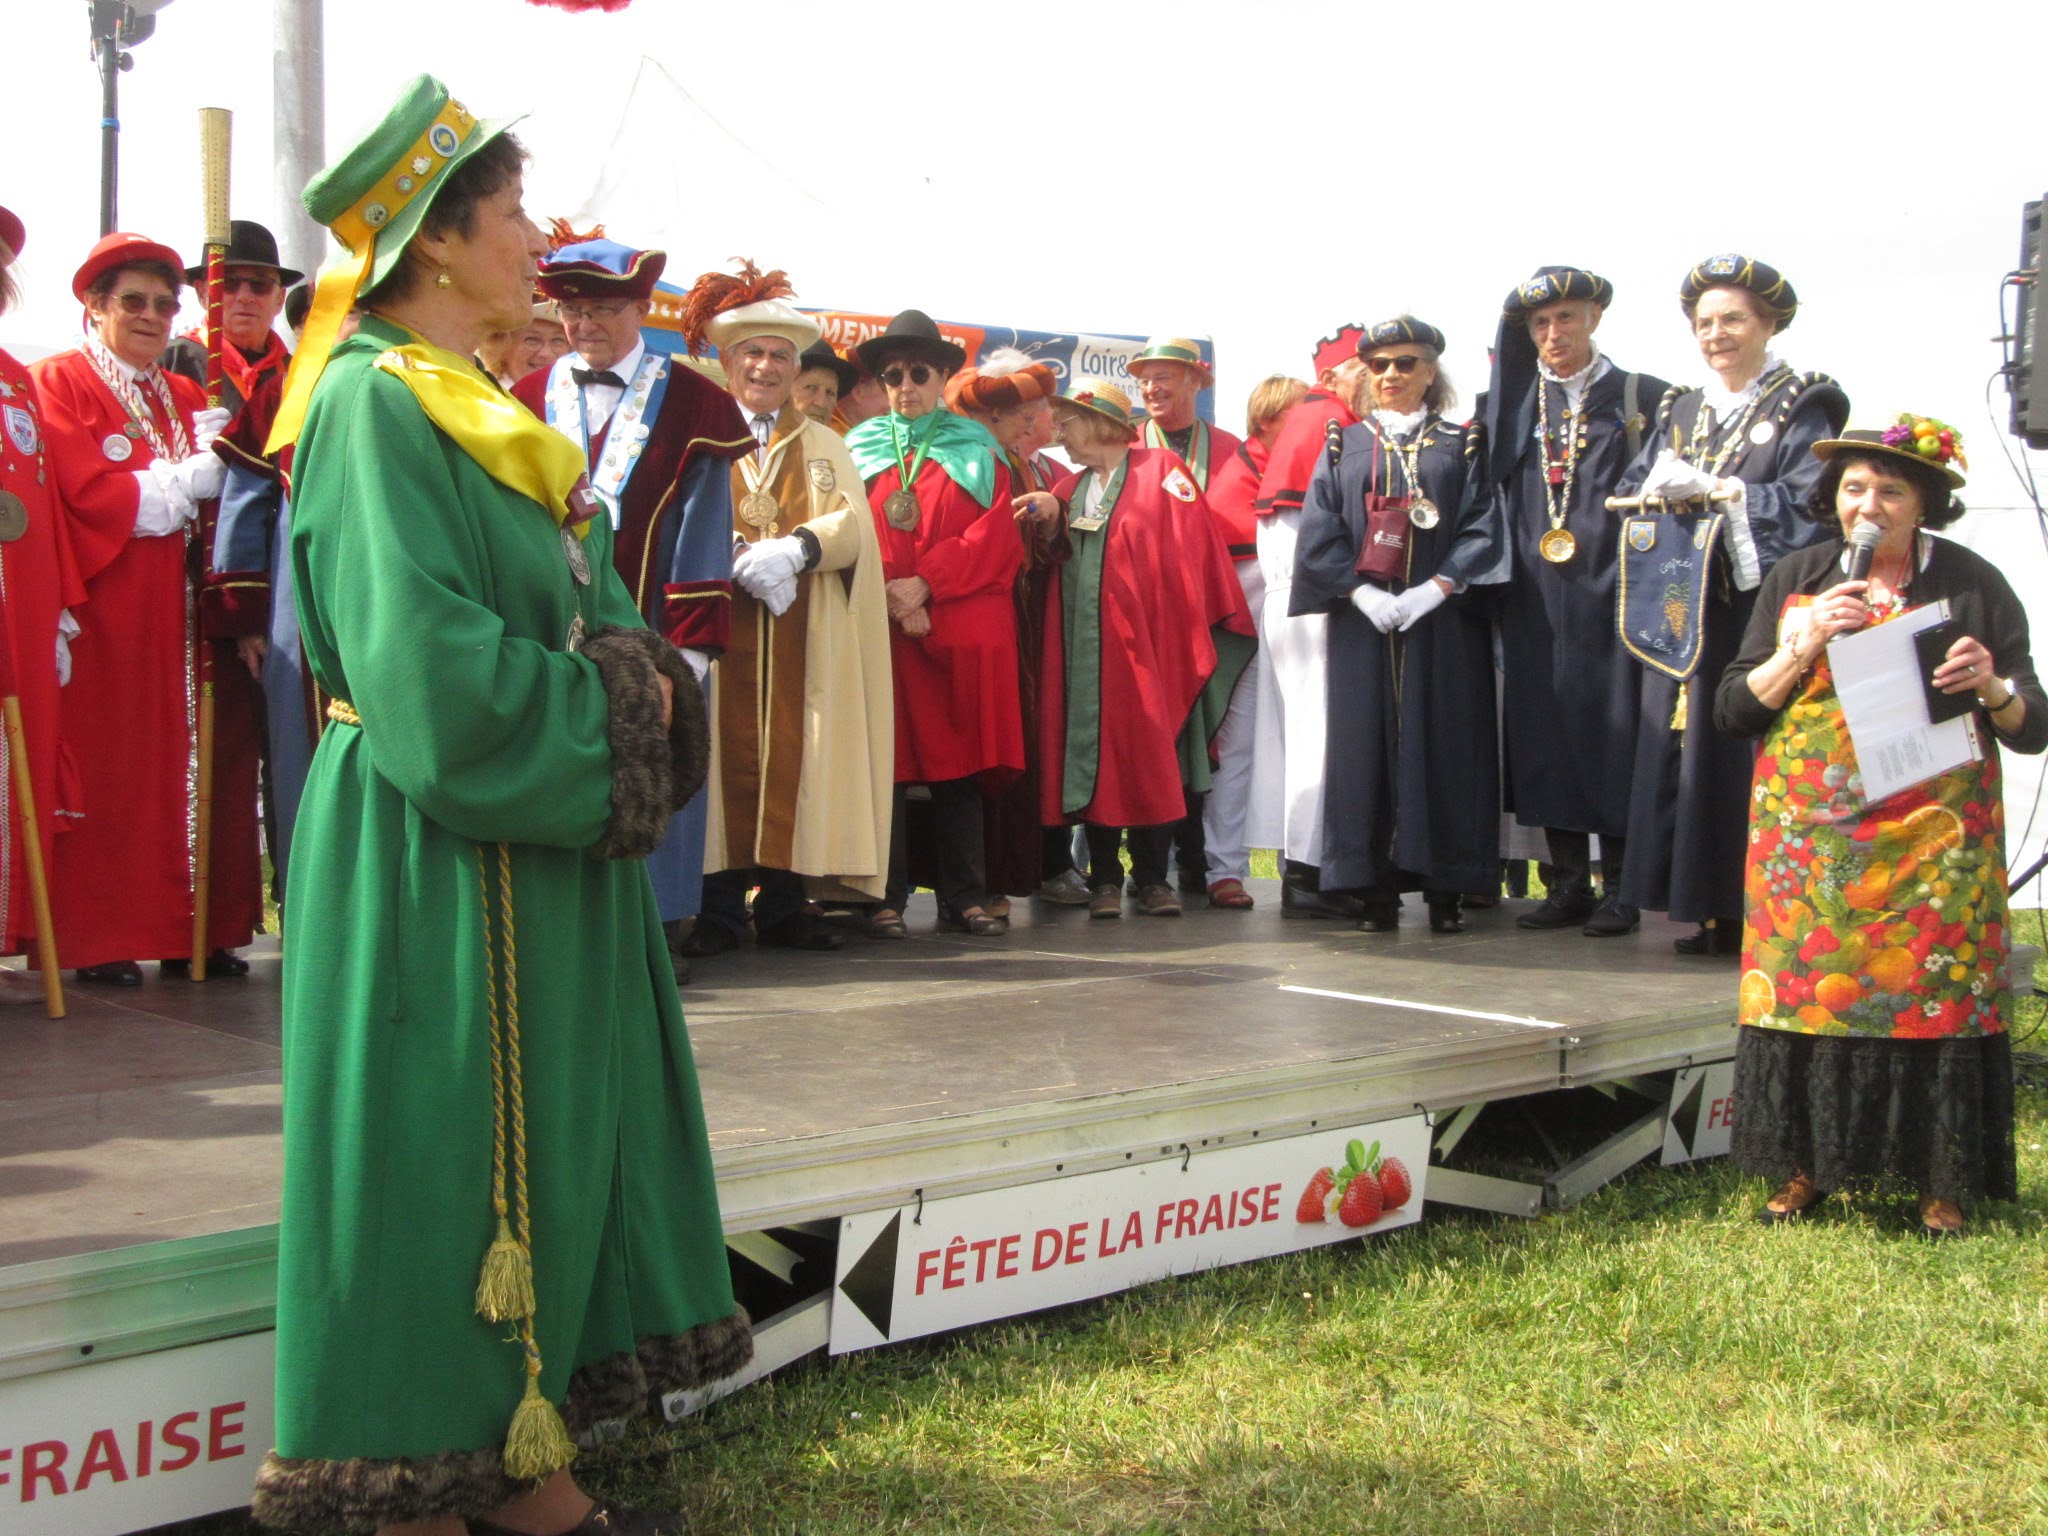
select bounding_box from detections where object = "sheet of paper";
[1826,599,1980,804]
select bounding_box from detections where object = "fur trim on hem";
[561,1309,755,1433]
[250,1312,753,1533]
[583,625,677,859]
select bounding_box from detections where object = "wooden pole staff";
[1605,489,1737,512]
[3,687,64,1018]
[192,106,232,983]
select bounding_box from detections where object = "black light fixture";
[87,0,178,235]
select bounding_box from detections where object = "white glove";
[189,406,232,455]
[138,451,225,536]
[56,609,79,687]
[732,535,807,601]
[1395,579,1449,632]
[679,647,710,685]
[1637,451,1718,504]
[1350,583,1402,633]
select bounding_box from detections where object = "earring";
[435,266,452,290]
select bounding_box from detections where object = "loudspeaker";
[2010,199,2048,449]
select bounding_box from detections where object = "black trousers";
[1042,824,1075,879]
[700,866,808,940]
[886,779,987,914]
[1546,828,1626,896]
[1085,823,1171,891]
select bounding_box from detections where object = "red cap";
[0,206,22,260]
[1312,324,1367,379]
[72,231,187,304]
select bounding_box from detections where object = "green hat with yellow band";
[266,74,522,455]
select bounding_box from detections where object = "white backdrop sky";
[8,0,2048,884]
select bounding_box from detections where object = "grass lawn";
[163,930,2048,1536]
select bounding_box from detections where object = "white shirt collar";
[1372,407,1429,439]
[1538,345,1610,409]
[1701,352,1784,420]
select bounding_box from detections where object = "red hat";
[533,239,666,303]
[72,231,187,304]
[1312,324,1367,378]
[0,206,22,260]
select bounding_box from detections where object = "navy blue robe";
[1616,369,1849,921]
[1490,364,1670,840]
[1291,416,1503,895]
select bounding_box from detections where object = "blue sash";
[1617,508,1723,680]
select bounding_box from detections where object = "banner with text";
[1662,1061,1736,1165]
[0,1330,273,1536]
[830,1116,1427,1353]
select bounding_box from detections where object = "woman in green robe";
[250,76,747,1536]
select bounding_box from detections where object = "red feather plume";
[545,217,605,252]
[676,258,796,356]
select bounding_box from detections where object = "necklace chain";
[1537,378,1584,532]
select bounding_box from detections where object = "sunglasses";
[880,364,935,388]
[112,292,181,318]
[1365,354,1424,376]
[222,274,280,297]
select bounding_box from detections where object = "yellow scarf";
[372,341,594,539]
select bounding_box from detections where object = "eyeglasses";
[1364,354,1424,376]
[559,300,635,323]
[222,274,280,297]
[880,364,935,388]
[112,292,181,317]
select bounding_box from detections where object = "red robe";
[1256,388,1358,517]
[1204,436,1268,562]
[0,349,80,953]
[866,454,1024,785]
[1039,448,1253,828]
[30,349,263,966]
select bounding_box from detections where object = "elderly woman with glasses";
[845,310,1024,937]
[1291,317,1501,934]
[32,232,265,987]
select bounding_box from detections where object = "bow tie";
[573,367,625,388]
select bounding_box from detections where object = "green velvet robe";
[257,318,746,1529]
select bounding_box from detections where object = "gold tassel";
[503,1353,577,1481]
[1670,681,1689,733]
[475,1209,535,1323]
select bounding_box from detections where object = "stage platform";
[0,881,1739,1394]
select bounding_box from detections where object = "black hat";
[1679,253,1797,332]
[799,340,860,394]
[855,309,966,375]
[1501,265,1612,316]
[1359,316,1446,354]
[183,219,303,286]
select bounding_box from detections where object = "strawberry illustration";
[1296,1167,1336,1223]
[1377,1156,1413,1211]
[1337,1169,1384,1228]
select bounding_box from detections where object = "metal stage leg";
[1424,1077,1683,1218]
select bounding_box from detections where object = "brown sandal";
[1206,878,1255,910]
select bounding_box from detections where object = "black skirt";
[1732,1025,2017,1204]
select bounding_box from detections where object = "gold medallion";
[1539,527,1577,564]
[0,490,26,543]
[1408,497,1440,530]
[739,490,780,530]
[884,487,921,531]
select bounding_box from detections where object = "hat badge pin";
[1705,254,1738,276]
[363,203,390,228]
[411,155,431,176]
[429,124,460,158]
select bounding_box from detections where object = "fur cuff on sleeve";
[581,626,709,859]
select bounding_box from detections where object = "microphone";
[1844,522,1883,583]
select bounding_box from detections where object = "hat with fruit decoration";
[1679,252,1797,332]
[1811,414,1967,488]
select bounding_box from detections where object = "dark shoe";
[1034,868,1093,905]
[1089,884,1123,920]
[1428,898,1465,935]
[938,904,1008,936]
[680,921,742,958]
[1177,869,1208,896]
[1675,920,1742,957]
[471,1500,685,1536]
[866,908,908,940]
[1135,883,1183,917]
[77,960,143,987]
[1356,901,1400,933]
[1582,897,1640,937]
[670,951,692,987]
[159,950,251,978]
[757,915,845,952]
[1516,888,1596,930]
[1281,883,1365,920]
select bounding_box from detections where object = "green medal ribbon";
[1146,418,1210,489]
[1060,457,1130,813]
[888,413,942,499]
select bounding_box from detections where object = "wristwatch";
[1978,676,2018,711]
